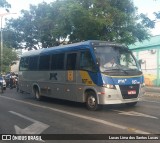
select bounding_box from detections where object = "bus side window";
[19,57,29,71]
[29,56,39,71]
[19,58,24,71]
[51,53,64,70]
[66,53,77,70]
[80,51,96,71]
[39,55,50,70]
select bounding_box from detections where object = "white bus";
[18,40,145,110]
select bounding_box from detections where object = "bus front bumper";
[97,86,145,105]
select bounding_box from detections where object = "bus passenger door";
[65,53,78,101]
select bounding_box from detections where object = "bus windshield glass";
[94,45,139,72]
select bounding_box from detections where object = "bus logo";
[132,80,140,84]
[50,73,58,80]
[118,79,127,84]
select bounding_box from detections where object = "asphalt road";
[0,88,160,143]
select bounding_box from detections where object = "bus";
[18,40,145,110]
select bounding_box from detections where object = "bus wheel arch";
[33,84,42,100]
[85,89,101,111]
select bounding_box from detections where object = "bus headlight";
[103,84,116,89]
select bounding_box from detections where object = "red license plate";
[128,90,136,95]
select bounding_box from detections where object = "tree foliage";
[0,0,10,8]
[153,0,160,20]
[154,11,160,19]
[0,46,18,73]
[5,0,156,49]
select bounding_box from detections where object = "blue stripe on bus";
[101,75,144,85]
[88,72,144,86]
[87,71,103,86]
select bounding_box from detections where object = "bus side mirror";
[138,59,142,68]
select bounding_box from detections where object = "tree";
[5,2,56,49]
[0,46,18,73]
[5,0,155,49]
[0,0,11,9]
[68,0,154,44]
[0,0,12,73]
[154,12,160,19]
[153,0,160,20]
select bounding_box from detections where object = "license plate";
[128,90,136,95]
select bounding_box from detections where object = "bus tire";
[34,87,42,100]
[125,102,137,107]
[86,91,100,111]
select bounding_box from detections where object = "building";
[129,35,160,86]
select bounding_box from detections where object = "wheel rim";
[87,96,96,108]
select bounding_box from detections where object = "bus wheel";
[34,88,42,100]
[86,91,99,111]
[125,102,137,107]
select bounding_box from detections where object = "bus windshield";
[94,45,139,72]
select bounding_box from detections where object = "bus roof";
[21,40,126,57]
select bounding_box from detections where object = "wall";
[130,35,160,87]
[133,49,159,86]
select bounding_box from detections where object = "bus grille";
[119,84,139,99]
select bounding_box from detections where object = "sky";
[1,0,160,36]
[134,0,160,36]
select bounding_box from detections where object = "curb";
[144,92,160,98]
[145,87,160,93]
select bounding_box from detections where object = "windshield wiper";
[103,68,129,74]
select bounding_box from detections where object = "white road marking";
[112,110,158,119]
[9,111,49,135]
[1,96,150,134]
[9,111,40,123]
